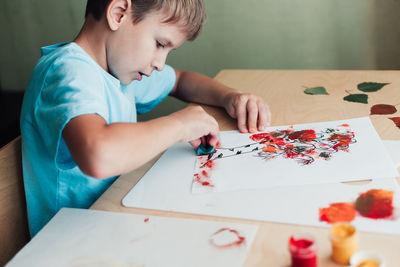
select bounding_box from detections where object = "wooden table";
[91,70,400,266]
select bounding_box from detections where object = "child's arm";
[171,69,271,133]
[63,105,218,179]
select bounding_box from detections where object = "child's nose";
[152,53,167,71]
[153,63,164,72]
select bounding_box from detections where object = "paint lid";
[288,233,317,258]
[350,251,385,267]
[330,223,358,245]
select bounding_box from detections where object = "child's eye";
[156,41,165,48]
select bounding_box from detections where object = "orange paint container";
[329,223,358,265]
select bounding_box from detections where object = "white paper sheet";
[6,209,258,267]
[192,117,397,193]
[383,140,400,168]
[123,138,400,235]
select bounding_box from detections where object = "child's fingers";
[246,99,258,133]
[265,104,271,126]
[201,136,207,146]
[189,139,202,149]
[257,101,271,131]
[207,131,220,147]
[236,98,248,133]
[257,104,268,131]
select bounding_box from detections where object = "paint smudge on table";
[389,117,400,129]
[319,189,395,224]
[209,228,245,248]
[370,104,397,115]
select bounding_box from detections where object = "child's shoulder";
[24,43,107,106]
[31,42,105,89]
[38,42,98,72]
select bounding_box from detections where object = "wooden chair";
[0,136,30,266]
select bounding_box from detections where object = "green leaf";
[304,86,328,95]
[357,82,390,92]
[343,94,368,104]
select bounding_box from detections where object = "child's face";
[106,11,188,85]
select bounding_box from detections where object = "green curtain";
[1,0,399,118]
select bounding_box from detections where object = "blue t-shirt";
[20,42,176,237]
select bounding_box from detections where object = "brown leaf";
[389,117,400,129]
[370,104,397,115]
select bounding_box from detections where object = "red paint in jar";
[288,234,317,267]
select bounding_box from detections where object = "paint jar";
[350,251,386,267]
[329,223,358,265]
[288,233,317,267]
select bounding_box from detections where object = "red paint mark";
[339,124,350,127]
[194,173,214,187]
[194,157,215,187]
[370,104,397,115]
[205,160,215,168]
[319,203,356,224]
[355,189,394,219]
[289,236,317,267]
[144,217,149,223]
[288,130,316,142]
[329,133,353,150]
[201,170,209,177]
[389,117,400,129]
[275,138,286,146]
[250,133,271,143]
[210,228,245,248]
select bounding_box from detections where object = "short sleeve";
[35,57,108,170]
[134,65,176,114]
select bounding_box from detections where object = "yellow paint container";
[329,223,358,265]
[350,251,386,267]
[356,259,380,267]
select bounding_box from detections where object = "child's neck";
[74,16,109,72]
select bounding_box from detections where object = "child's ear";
[106,0,131,31]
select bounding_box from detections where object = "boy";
[20,0,271,237]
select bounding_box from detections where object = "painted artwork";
[194,125,356,188]
[192,117,397,194]
[6,208,258,267]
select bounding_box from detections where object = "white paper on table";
[6,208,258,267]
[122,141,400,235]
[192,117,397,193]
[383,140,400,168]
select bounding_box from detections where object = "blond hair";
[85,0,206,41]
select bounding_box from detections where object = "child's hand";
[170,105,220,149]
[223,92,271,133]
